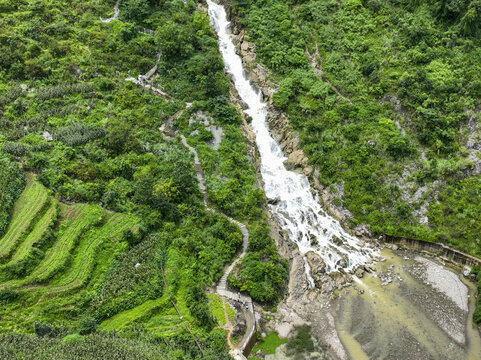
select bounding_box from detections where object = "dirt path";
[100,0,121,23]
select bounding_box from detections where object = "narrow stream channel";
[206,0,374,279]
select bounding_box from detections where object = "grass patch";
[251,331,287,355]
[101,298,165,331]
[226,302,235,324]
[207,293,226,326]
[0,175,50,261]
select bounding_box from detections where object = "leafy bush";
[78,315,97,335]
[34,321,59,338]
[286,326,315,355]
[54,123,107,147]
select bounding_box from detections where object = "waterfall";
[207,1,374,276]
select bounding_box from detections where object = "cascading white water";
[207,1,374,278]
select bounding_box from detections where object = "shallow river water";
[334,249,481,360]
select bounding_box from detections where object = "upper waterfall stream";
[207,1,374,276]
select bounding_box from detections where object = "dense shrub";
[54,123,107,147]
[286,326,315,355]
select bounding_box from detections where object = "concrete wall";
[241,313,257,357]
[217,288,257,357]
[383,234,481,268]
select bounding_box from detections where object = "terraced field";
[0,175,139,330]
[101,297,189,337]
[25,203,104,284]
[9,199,58,263]
[49,212,138,293]
[0,175,50,262]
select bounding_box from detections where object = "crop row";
[0,176,49,262]
[49,212,137,293]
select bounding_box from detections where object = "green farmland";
[0,175,139,331]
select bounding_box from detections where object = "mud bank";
[326,249,480,360]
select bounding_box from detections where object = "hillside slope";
[0,0,287,357]
[228,0,481,256]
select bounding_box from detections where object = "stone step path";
[99,5,253,357]
[177,135,255,358]
[100,0,120,23]
[157,129,256,358]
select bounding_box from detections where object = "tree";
[158,21,194,60]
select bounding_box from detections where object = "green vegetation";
[283,326,315,360]
[0,329,229,360]
[0,175,49,262]
[0,0,286,356]
[25,203,104,284]
[471,266,481,325]
[230,0,481,257]
[0,157,25,239]
[178,103,288,303]
[208,293,227,326]
[207,293,235,326]
[251,331,287,355]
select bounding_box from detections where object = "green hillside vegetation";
[0,329,229,360]
[230,0,481,256]
[0,157,25,239]
[0,0,286,357]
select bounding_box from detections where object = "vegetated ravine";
[207,0,374,281]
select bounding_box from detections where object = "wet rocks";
[329,272,346,290]
[332,236,343,246]
[283,149,308,170]
[306,251,326,274]
[353,224,372,238]
[306,251,326,289]
[335,257,347,269]
[267,197,280,206]
[363,264,376,273]
[354,267,365,278]
[378,264,401,286]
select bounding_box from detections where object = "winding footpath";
[100,2,256,356]
[175,131,256,359]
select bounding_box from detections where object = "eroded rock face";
[284,149,308,170]
[306,251,326,273]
